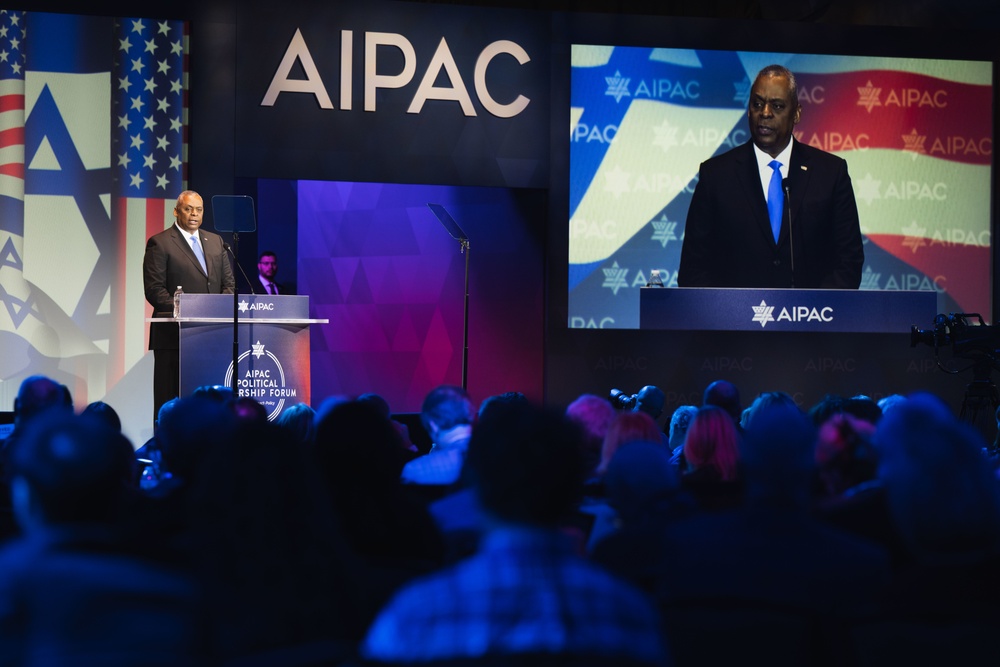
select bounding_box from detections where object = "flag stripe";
[0,93,23,113]
[120,197,174,377]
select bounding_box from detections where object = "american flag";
[0,10,29,349]
[112,16,189,380]
[0,9,24,211]
[0,10,188,416]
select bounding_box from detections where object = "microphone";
[784,185,794,288]
[223,242,256,294]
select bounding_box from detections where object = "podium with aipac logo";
[174,293,327,420]
[639,287,937,333]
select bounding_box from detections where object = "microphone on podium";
[223,242,256,295]
[784,184,794,288]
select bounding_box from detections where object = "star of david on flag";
[0,9,188,407]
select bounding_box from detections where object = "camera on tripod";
[911,312,1000,451]
[911,313,1000,361]
[608,388,638,410]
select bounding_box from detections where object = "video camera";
[608,388,638,410]
[911,313,1000,361]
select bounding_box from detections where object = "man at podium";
[678,65,864,289]
[143,191,236,421]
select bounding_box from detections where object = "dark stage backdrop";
[266,179,546,412]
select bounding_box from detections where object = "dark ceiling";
[12,0,1000,30]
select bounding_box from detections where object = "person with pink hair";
[681,405,743,510]
[565,394,617,479]
[596,411,663,476]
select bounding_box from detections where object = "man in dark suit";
[251,250,292,295]
[678,65,864,289]
[143,190,235,421]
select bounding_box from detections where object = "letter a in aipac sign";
[260,28,531,118]
[261,28,334,109]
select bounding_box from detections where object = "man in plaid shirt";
[363,402,668,666]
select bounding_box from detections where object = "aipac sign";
[750,300,835,329]
[639,288,936,334]
[235,0,549,187]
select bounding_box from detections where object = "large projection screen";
[569,46,993,329]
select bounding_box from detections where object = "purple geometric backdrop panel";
[299,181,545,413]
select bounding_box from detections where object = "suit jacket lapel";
[734,142,774,245]
[787,142,810,230]
[171,226,208,277]
[198,233,211,279]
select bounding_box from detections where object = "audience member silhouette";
[400,385,475,488]
[426,391,533,561]
[740,390,798,430]
[650,402,891,665]
[680,405,744,511]
[876,392,1000,587]
[358,392,419,454]
[876,393,906,418]
[134,397,181,490]
[232,395,268,422]
[582,411,667,552]
[813,412,877,505]
[596,411,662,477]
[634,385,666,421]
[634,385,670,448]
[477,390,530,420]
[843,394,882,424]
[703,379,742,428]
[80,401,122,432]
[852,392,1000,663]
[313,399,445,606]
[0,412,205,665]
[809,393,882,428]
[565,393,617,480]
[591,442,694,587]
[180,416,365,664]
[274,401,317,448]
[0,376,75,543]
[4,375,73,461]
[667,404,698,454]
[361,402,669,666]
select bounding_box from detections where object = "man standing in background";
[253,251,292,295]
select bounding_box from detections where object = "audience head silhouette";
[565,393,617,476]
[634,385,665,420]
[741,401,816,505]
[14,374,72,428]
[684,404,741,481]
[8,412,131,528]
[465,401,584,528]
[598,410,662,476]
[703,379,742,424]
[81,400,122,433]
[876,391,1000,559]
[420,384,474,436]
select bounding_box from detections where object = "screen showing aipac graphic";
[569,46,993,329]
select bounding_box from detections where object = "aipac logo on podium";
[224,340,297,420]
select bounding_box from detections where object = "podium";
[171,294,327,420]
[639,288,937,333]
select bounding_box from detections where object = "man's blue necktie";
[767,160,784,243]
[189,235,207,273]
